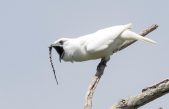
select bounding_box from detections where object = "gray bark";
[111,79,169,109]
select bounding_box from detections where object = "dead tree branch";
[84,24,158,109]
[111,79,169,109]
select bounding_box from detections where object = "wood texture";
[111,79,169,109]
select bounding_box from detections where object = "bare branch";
[84,59,108,109]
[111,79,169,109]
[84,24,158,109]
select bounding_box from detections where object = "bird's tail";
[121,30,157,44]
[124,23,132,29]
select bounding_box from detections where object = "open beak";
[50,44,64,63]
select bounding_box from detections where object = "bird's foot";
[96,58,108,77]
[96,57,110,72]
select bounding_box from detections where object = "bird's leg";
[96,56,110,77]
[97,56,110,69]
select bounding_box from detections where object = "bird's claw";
[97,59,107,71]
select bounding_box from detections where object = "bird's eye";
[59,40,64,45]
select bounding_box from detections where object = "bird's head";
[49,38,70,62]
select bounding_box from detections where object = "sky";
[0,0,169,109]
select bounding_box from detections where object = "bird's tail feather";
[121,30,157,44]
[124,23,132,29]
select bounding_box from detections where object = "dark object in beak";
[53,46,65,63]
[49,46,59,85]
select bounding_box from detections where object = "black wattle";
[53,46,64,62]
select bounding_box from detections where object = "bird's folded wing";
[85,37,113,53]
[85,23,133,53]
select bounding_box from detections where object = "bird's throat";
[53,46,65,62]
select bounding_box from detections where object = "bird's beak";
[49,44,64,63]
[49,43,59,48]
[48,44,53,49]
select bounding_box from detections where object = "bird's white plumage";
[52,23,156,62]
[85,23,132,53]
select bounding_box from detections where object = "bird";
[49,23,156,84]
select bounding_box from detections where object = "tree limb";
[84,58,108,109]
[84,24,158,109]
[111,79,169,109]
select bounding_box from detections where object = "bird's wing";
[85,35,112,53]
[85,23,132,53]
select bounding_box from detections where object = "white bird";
[49,23,156,84]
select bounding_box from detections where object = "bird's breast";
[63,49,110,62]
